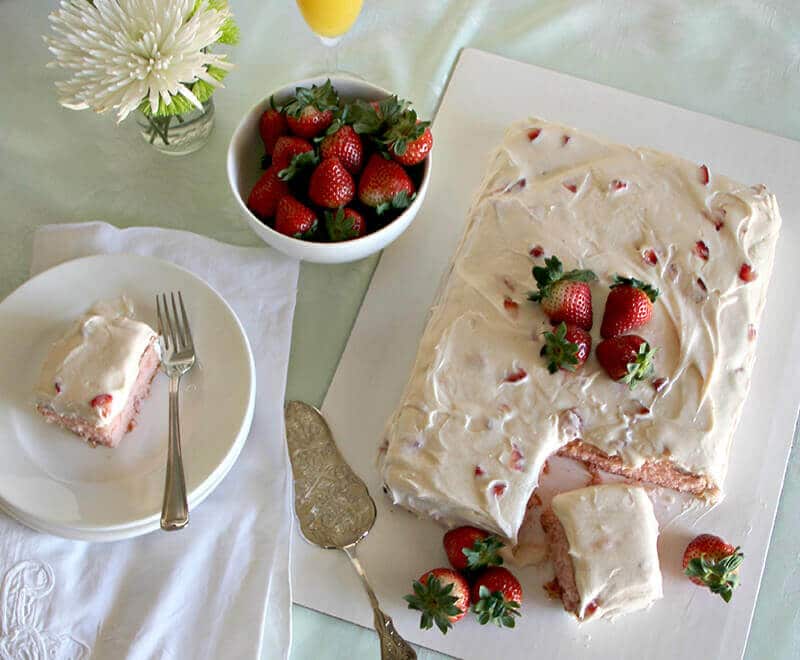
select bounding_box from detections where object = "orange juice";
[296,0,364,38]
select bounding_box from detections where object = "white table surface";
[0,2,798,659]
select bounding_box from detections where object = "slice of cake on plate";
[380,117,781,543]
[540,483,662,620]
[36,298,160,448]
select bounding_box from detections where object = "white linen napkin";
[0,221,298,659]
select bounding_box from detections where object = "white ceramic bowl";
[227,75,432,264]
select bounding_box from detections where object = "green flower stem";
[146,114,173,146]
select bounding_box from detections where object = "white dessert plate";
[0,254,255,541]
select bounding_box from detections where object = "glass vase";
[135,98,215,156]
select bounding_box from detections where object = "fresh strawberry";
[258,97,288,155]
[358,153,416,214]
[274,196,318,239]
[527,256,597,330]
[272,136,314,170]
[404,568,470,634]
[347,96,409,136]
[540,322,591,373]
[443,527,504,572]
[247,165,290,219]
[596,334,657,387]
[383,109,433,166]
[600,276,660,339]
[682,534,744,603]
[285,104,335,140]
[320,125,363,175]
[471,567,522,628]
[308,158,355,208]
[283,80,339,138]
[325,207,366,241]
[392,126,433,166]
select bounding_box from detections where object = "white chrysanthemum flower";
[44,0,235,122]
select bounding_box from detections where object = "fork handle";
[161,374,189,530]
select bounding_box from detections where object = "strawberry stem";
[540,322,580,373]
[404,575,462,634]
[283,79,340,118]
[463,535,505,571]
[472,585,521,628]
[528,256,596,302]
[278,150,319,181]
[622,341,657,388]
[685,547,744,603]
[611,275,660,302]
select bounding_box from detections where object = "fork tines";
[155,291,194,353]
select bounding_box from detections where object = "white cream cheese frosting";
[36,297,157,426]
[380,118,781,542]
[551,484,662,620]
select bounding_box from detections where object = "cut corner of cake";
[380,115,781,546]
[35,297,161,448]
[541,483,663,621]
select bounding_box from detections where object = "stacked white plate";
[0,255,255,541]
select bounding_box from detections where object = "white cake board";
[292,48,800,660]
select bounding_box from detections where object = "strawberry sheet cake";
[380,118,781,544]
[540,484,662,620]
[35,298,160,448]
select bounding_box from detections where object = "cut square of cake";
[35,298,160,448]
[380,118,781,543]
[540,484,662,620]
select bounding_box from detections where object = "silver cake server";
[284,401,416,660]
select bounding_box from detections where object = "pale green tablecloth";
[1,2,798,659]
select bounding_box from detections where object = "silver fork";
[155,292,196,531]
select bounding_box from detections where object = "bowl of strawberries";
[227,76,433,263]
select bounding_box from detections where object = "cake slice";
[380,117,780,543]
[35,298,160,448]
[541,484,662,620]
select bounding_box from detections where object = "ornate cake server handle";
[284,401,416,660]
[343,545,417,660]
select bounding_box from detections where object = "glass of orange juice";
[296,0,364,71]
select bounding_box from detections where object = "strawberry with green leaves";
[379,107,433,166]
[596,335,656,387]
[528,256,597,330]
[347,95,410,136]
[278,151,319,182]
[600,276,659,338]
[443,526,504,572]
[283,79,339,139]
[358,154,416,214]
[274,196,318,239]
[405,568,470,634]
[683,534,743,603]
[471,567,523,628]
[540,322,591,373]
[272,136,315,171]
[325,207,365,241]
